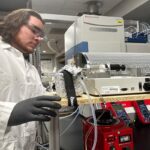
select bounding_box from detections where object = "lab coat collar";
[0,37,23,57]
[0,37,11,49]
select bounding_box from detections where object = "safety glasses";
[25,23,45,38]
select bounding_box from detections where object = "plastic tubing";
[78,77,98,150]
[60,107,80,136]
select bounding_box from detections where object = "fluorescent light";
[42,50,47,53]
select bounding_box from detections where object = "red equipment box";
[132,100,150,124]
[83,115,134,150]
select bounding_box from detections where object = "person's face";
[12,16,44,54]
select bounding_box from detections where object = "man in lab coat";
[0,9,61,150]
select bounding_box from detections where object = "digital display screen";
[119,135,131,143]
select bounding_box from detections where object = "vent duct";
[78,0,103,16]
[86,0,103,15]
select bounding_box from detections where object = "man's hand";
[8,95,61,126]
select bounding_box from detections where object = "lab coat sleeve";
[0,101,16,138]
[0,51,16,137]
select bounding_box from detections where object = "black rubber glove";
[8,95,61,126]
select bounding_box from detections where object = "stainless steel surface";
[49,110,60,150]
[76,52,150,95]
[77,52,150,68]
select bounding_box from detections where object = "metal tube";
[49,110,60,150]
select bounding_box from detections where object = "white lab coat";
[0,38,45,150]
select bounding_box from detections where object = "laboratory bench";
[47,93,150,150]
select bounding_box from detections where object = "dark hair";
[0,8,44,43]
